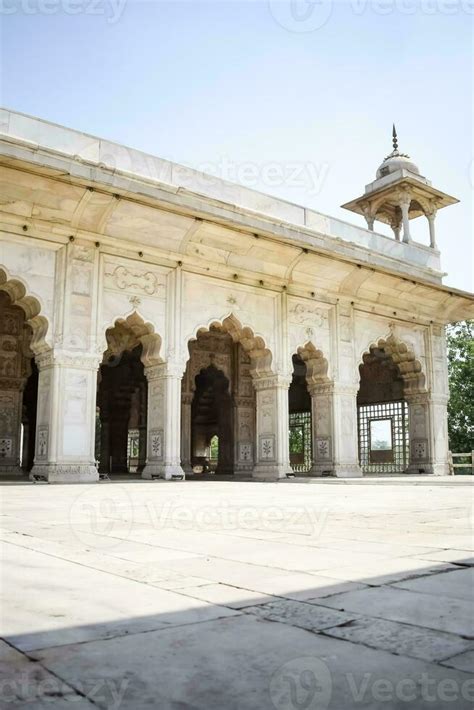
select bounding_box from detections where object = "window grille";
[358,400,409,473]
[289,411,312,473]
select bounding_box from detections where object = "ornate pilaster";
[30,351,100,483]
[252,374,292,480]
[142,361,186,481]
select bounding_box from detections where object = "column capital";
[35,349,102,371]
[307,381,333,396]
[253,374,291,391]
[144,360,186,381]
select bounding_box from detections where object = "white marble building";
[0,109,472,483]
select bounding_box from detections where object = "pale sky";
[1,0,473,291]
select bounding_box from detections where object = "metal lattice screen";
[289,411,312,473]
[358,400,409,473]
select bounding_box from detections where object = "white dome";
[376,149,420,179]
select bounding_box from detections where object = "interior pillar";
[142,362,185,480]
[308,383,335,476]
[30,351,100,483]
[332,384,363,478]
[252,374,292,480]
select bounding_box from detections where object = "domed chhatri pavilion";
[342,125,458,247]
[0,110,472,483]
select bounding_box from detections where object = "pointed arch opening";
[96,312,162,476]
[0,268,49,477]
[357,335,426,474]
[181,316,274,477]
[289,343,330,474]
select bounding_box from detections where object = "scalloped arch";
[102,310,163,367]
[359,334,426,394]
[0,265,50,354]
[187,313,273,377]
[296,341,330,385]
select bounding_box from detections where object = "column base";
[405,463,447,476]
[0,464,25,477]
[308,463,335,477]
[333,463,363,478]
[252,463,292,481]
[29,463,99,483]
[142,462,186,481]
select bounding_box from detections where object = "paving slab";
[392,568,474,602]
[243,598,358,632]
[415,549,474,566]
[314,557,455,585]
[317,586,474,637]
[0,541,238,652]
[441,649,474,673]
[177,583,276,608]
[32,615,474,710]
[0,640,94,707]
[323,616,473,662]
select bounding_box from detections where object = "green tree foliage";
[446,320,474,452]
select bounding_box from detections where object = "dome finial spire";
[392,124,398,152]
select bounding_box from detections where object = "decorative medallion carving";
[289,303,328,327]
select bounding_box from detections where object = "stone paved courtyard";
[1,477,473,709]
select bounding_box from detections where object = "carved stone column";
[142,362,185,480]
[308,383,334,476]
[405,393,432,474]
[398,191,412,244]
[427,212,437,249]
[252,374,292,480]
[332,384,363,477]
[180,392,193,475]
[233,396,255,474]
[0,383,25,476]
[30,351,100,483]
[405,392,448,475]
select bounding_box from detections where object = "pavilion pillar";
[427,212,437,249]
[252,374,292,480]
[0,380,25,477]
[405,392,449,476]
[30,351,100,483]
[308,383,334,476]
[233,396,255,474]
[399,195,412,244]
[180,392,193,475]
[331,384,363,477]
[142,362,185,480]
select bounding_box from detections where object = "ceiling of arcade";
[1,161,473,323]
